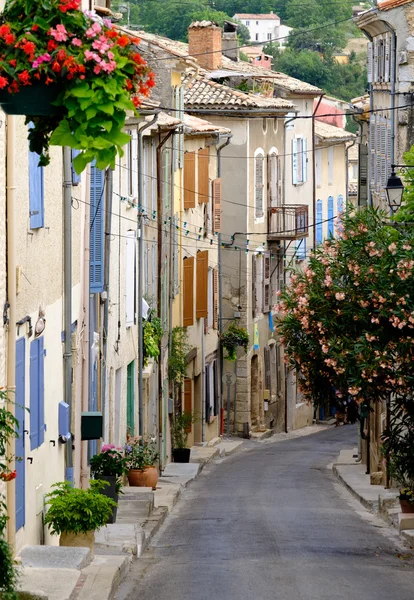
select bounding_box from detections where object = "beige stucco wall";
[316,142,347,241]
[12,116,82,551]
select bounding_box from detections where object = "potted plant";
[171,411,194,463]
[44,480,116,555]
[143,316,163,367]
[0,0,155,172]
[221,323,249,361]
[89,444,127,523]
[398,487,414,513]
[124,437,159,489]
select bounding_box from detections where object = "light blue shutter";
[316,199,323,245]
[337,194,344,214]
[30,337,45,450]
[71,149,81,185]
[328,196,334,237]
[292,139,298,184]
[302,138,307,183]
[15,338,26,531]
[29,144,44,230]
[90,165,105,293]
[296,238,306,260]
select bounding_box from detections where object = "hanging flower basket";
[0,0,155,172]
[0,82,62,116]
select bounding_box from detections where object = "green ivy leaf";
[70,83,93,99]
[73,151,93,174]
[49,120,77,148]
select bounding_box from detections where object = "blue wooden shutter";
[296,238,306,260]
[292,139,298,184]
[337,194,344,214]
[302,138,307,183]
[15,338,26,531]
[316,199,323,245]
[71,149,81,185]
[328,196,334,237]
[90,165,105,293]
[30,337,45,450]
[28,139,44,229]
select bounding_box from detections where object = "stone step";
[116,486,154,524]
[18,546,91,570]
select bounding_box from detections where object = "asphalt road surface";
[116,426,414,600]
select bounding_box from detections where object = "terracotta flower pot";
[128,466,158,490]
[400,499,414,513]
[0,83,63,116]
[60,531,95,558]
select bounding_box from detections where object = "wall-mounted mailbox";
[81,411,103,440]
[58,401,70,441]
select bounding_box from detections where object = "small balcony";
[268,205,309,241]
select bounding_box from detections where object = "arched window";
[268,148,281,208]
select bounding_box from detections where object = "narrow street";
[116,427,414,600]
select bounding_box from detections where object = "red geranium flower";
[57,49,66,62]
[4,33,15,45]
[105,30,118,40]
[22,41,36,55]
[8,80,19,93]
[8,59,16,67]
[51,61,61,72]
[18,70,31,85]
[32,24,39,31]
[132,96,140,107]
[0,76,8,89]
[126,79,133,91]
[45,76,54,85]
[0,24,11,37]
[117,35,130,48]
[47,39,58,52]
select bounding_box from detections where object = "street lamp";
[385,165,405,213]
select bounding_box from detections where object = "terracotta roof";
[133,29,322,95]
[315,121,356,142]
[183,72,295,113]
[234,14,280,20]
[183,114,231,134]
[377,0,412,10]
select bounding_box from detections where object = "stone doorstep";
[154,483,181,513]
[333,463,399,512]
[250,429,273,440]
[189,446,220,463]
[75,555,130,600]
[94,524,145,557]
[402,529,414,547]
[18,546,91,570]
[206,436,221,447]
[17,567,81,600]
[399,512,414,531]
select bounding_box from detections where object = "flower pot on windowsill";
[128,466,158,490]
[172,448,191,463]
[0,83,63,117]
[400,499,414,514]
[96,475,118,524]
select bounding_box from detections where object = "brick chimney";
[188,21,222,71]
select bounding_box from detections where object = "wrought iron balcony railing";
[268,205,309,241]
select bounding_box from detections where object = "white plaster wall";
[236,17,280,43]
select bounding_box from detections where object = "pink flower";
[49,24,68,42]
[335,292,345,301]
[388,242,397,255]
[32,53,52,68]
[92,35,111,54]
[86,22,102,38]
[107,51,114,60]
[72,38,82,47]
[93,64,101,74]
[322,344,329,354]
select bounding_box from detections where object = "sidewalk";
[15,425,329,599]
[333,448,414,548]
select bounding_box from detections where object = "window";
[183,256,194,327]
[263,253,271,313]
[369,35,392,84]
[212,178,222,233]
[315,149,322,188]
[142,139,149,212]
[245,20,250,26]
[152,239,157,301]
[255,33,259,41]
[90,164,105,293]
[207,268,213,329]
[296,238,306,261]
[198,148,209,204]
[254,150,264,220]
[196,250,208,320]
[172,214,179,297]
[267,33,272,40]
[292,137,307,184]
[28,134,45,230]
[205,360,218,422]
[162,147,171,211]
[327,196,334,237]
[316,199,323,245]
[131,130,138,198]
[125,230,136,327]
[252,253,263,316]
[30,336,45,451]
[145,243,150,297]
[328,146,334,185]
[337,194,344,215]
[268,151,281,207]
[151,139,157,213]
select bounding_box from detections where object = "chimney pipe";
[188,21,223,71]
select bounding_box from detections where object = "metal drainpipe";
[137,113,159,437]
[102,168,113,442]
[216,134,232,435]
[6,115,16,548]
[63,146,74,483]
[156,128,176,470]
